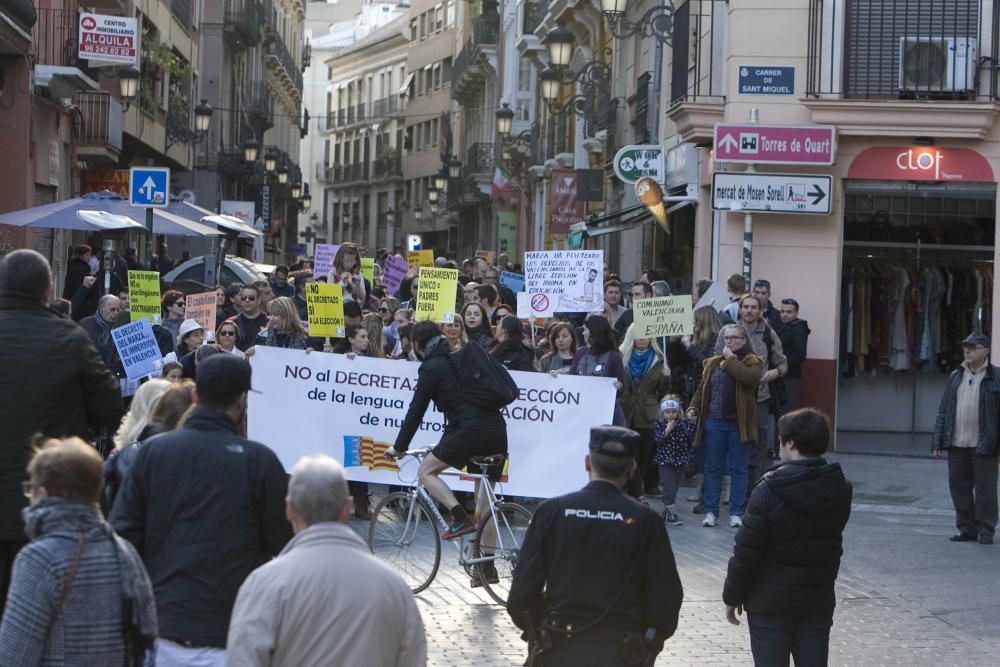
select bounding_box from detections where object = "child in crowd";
[653,396,696,526]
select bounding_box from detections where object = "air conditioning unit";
[898,37,977,93]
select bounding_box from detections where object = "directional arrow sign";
[713,123,836,165]
[711,173,833,215]
[129,167,170,207]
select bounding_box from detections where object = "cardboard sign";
[313,243,339,281]
[632,296,694,337]
[305,283,345,338]
[185,291,217,339]
[111,319,163,381]
[407,249,435,268]
[360,257,375,284]
[381,255,409,296]
[127,270,161,324]
[524,250,604,316]
[78,13,138,66]
[500,271,525,293]
[475,249,495,264]
[415,266,458,323]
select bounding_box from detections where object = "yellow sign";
[632,296,693,338]
[415,266,458,323]
[360,257,375,284]
[127,270,161,324]
[407,249,434,268]
[305,282,345,337]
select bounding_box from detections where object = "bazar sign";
[78,13,139,66]
[847,147,995,183]
[80,169,129,196]
[713,123,836,165]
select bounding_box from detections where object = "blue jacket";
[931,363,1000,456]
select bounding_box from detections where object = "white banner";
[247,347,617,498]
[524,250,604,316]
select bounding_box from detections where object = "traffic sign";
[711,173,833,215]
[129,167,170,207]
[613,145,665,184]
[713,124,836,165]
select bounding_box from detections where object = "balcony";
[452,12,500,103]
[450,142,494,209]
[372,152,403,180]
[74,91,123,165]
[244,81,274,130]
[266,36,304,98]
[330,162,368,186]
[803,0,1000,139]
[224,0,263,47]
[32,8,100,98]
[517,0,548,58]
[372,96,401,117]
[665,0,726,144]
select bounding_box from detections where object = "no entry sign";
[79,13,139,65]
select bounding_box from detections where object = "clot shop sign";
[847,147,994,183]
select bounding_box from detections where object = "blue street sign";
[738,66,795,95]
[129,167,170,207]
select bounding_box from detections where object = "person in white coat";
[225,454,426,667]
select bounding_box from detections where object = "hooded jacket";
[723,458,853,615]
[777,318,811,379]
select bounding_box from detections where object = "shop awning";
[582,207,653,238]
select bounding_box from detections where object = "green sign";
[612,145,665,184]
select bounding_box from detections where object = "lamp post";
[535,26,613,138]
[264,150,278,174]
[193,99,213,133]
[599,0,674,43]
[496,103,515,138]
[291,182,302,199]
[447,157,462,179]
[277,162,289,184]
[242,137,259,163]
[118,65,140,109]
[413,204,423,222]
[543,23,575,68]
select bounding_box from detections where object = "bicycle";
[367,446,533,606]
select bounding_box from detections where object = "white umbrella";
[201,214,265,239]
[74,211,147,231]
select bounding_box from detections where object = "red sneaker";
[441,517,475,540]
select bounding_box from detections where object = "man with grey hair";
[225,455,426,667]
[79,294,120,364]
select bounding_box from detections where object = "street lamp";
[243,137,259,163]
[277,162,289,184]
[544,24,575,68]
[599,0,674,44]
[290,182,302,199]
[496,103,515,137]
[434,173,447,191]
[600,0,627,17]
[428,187,439,204]
[539,65,561,102]
[413,205,423,222]
[118,65,140,108]
[193,99,213,133]
[264,150,278,173]
[448,157,462,179]
[385,207,395,226]
[301,191,312,209]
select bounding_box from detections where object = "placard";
[500,271,525,293]
[632,296,694,337]
[415,266,458,323]
[475,249,495,264]
[247,348,617,498]
[185,291,217,338]
[381,254,409,296]
[305,282,345,337]
[407,249,434,268]
[313,243,339,281]
[127,270,161,324]
[360,257,375,284]
[111,319,163,381]
[524,250,604,316]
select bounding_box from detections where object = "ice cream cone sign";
[636,176,670,235]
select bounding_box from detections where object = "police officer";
[507,425,684,667]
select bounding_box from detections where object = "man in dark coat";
[110,355,292,660]
[776,298,810,412]
[723,408,852,667]
[0,249,123,613]
[61,244,92,301]
[78,294,121,364]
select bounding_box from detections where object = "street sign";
[613,145,665,184]
[738,66,795,95]
[713,124,836,165]
[711,173,833,215]
[129,167,170,207]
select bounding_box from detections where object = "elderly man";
[225,455,426,667]
[79,294,121,364]
[932,332,1000,545]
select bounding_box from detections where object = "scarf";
[95,310,114,348]
[628,346,655,380]
[264,328,307,349]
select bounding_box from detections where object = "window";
[431,117,438,147]
[410,18,417,41]
[518,59,532,91]
[442,57,452,84]
[433,63,441,89]
[447,0,455,26]
[419,13,427,39]
[424,65,433,93]
[435,5,444,31]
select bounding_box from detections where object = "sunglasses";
[379,307,389,313]
[241,296,257,301]
[219,330,237,337]
[173,302,186,308]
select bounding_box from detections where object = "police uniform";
[507,426,684,667]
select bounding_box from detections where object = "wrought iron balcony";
[463,142,495,179]
[224,0,263,46]
[372,96,401,117]
[668,0,726,107]
[451,12,500,92]
[372,153,403,179]
[244,81,274,128]
[74,91,123,157]
[266,36,304,93]
[522,0,548,36]
[32,8,99,79]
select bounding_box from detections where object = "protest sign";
[247,347,616,497]
[407,249,434,268]
[360,257,375,284]
[475,249,495,264]
[127,270,161,324]
[185,291,217,338]
[305,282,345,337]
[524,250,603,316]
[415,266,458,323]
[381,254,408,296]
[111,319,163,381]
[500,271,525,293]
[632,296,694,337]
[694,281,731,313]
[313,243,339,280]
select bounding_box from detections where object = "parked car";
[162,255,270,293]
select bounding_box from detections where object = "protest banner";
[475,249,495,264]
[111,319,163,381]
[305,282,345,337]
[381,254,408,296]
[415,266,458,323]
[313,243,339,280]
[500,271,525,293]
[407,249,434,268]
[524,250,603,316]
[247,347,616,497]
[633,296,694,337]
[360,257,375,284]
[185,291,217,338]
[127,270,161,324]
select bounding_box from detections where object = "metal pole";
[742,109,759,282]
[144,158,155,270]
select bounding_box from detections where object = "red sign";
[78,13,138,65]
[549,169,585,235]
[713,123,837,165]
[847,147,994,183]
[80,169,129,196]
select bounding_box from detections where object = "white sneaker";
[730,516,743,528]
[702,512,717,527]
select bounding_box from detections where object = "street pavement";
[350,452,1000,666]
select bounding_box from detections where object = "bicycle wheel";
[473,502,533,606]
[369,492,441,594]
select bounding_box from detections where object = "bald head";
[0,249,52,304]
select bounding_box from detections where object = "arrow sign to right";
[711,173,833,215]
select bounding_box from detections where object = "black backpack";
[449,342,519,411]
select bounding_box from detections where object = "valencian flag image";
[343,436,399,472]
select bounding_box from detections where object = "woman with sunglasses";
[215,321,243,356]
[160,290,186,348]
[686,324,764,528]
[490,304,513,330]
[379,297,401,352]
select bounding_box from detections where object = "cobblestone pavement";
[350,453,1000,666]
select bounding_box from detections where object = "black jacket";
[0,297,123,541]
[109,408,293,647]
[62,256,91,301]
[777,318,810,379]
[931,363,1000,455]
[394,336,496,452]
[468,328,496,351]
[492,340,535,372]
[71,272,125,321]
[723,458,852,615]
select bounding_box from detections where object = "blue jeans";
[703,418,750,516]
[747,611,833,667]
